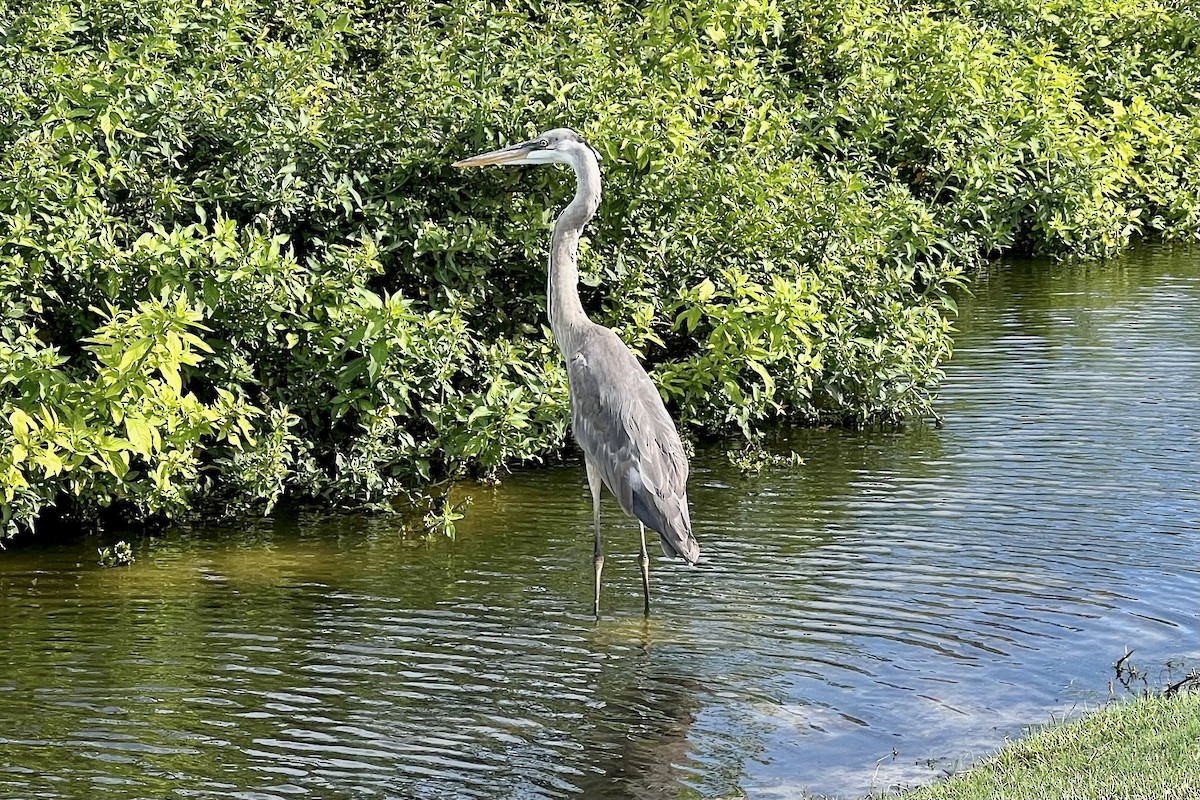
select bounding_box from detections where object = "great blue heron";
[454,128,700,617]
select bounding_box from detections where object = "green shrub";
[1,0,1196,535]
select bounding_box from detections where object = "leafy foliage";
[97,539,134,567]
[1,0,1196,535]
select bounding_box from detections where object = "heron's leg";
[638,522,651,616]
[585,459,604,619]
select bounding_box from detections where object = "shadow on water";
[1,244,1198,799]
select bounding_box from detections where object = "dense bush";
[1,0,1197,535]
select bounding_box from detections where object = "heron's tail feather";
[658,528,700,565]
[632,492,699,565]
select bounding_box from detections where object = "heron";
[454,128,700,617]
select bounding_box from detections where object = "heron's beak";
[453,139,539,168]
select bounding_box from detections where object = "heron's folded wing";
[566,327,698,563]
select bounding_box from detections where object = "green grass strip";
[903,691,1200,800]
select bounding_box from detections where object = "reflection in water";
[1,245,1198,799]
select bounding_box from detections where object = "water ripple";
[1,251,1199,799]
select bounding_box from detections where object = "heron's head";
[453,128,601,170]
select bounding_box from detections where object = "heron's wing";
[566,325,699,563]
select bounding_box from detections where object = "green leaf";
[118,338,153,373]
[367,339,389,382]
[125,417,156,457]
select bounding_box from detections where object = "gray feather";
[567,325,699,564]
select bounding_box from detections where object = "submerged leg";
[638,522,651,616]
[586,459,604,619]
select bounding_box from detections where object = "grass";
[898,691,1200,800]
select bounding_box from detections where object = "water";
[2,246,1198,799]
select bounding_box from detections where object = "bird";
[454,128,699,617]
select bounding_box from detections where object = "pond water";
[2,246,1198,799]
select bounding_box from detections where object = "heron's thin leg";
[638,522,651,616]
[586,459,604,619]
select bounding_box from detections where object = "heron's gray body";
[454,127,698,615]
[566,324,697,562]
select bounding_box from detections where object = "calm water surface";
[2,246,1198,798]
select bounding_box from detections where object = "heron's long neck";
[547,156,601,357]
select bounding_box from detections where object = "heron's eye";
[537,139,549,148]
